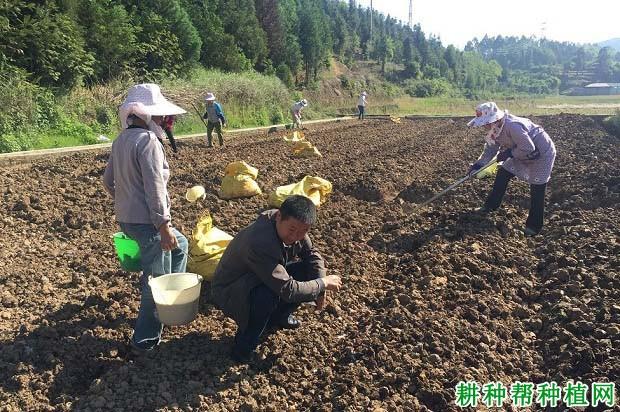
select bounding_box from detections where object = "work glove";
[497,149,513,162]
[468,162,482,175]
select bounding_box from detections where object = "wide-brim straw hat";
[186,185,206,203]
[467,101,505,127]
[301,99,308,107]
[119,83,186,128]
[205,92,216,101]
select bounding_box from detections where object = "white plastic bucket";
[148,273,203,326]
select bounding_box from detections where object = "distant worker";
[468,102,556,237]
[357,91,368,120]
[103,83,188,352]
[158,115,179,153]
[211,195,343,362]
[202,92,226,147]
[291,99,308,129]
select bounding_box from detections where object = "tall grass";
[163,68,292,133]
[0,68,294,152]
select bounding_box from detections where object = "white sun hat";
[361,91,368,96]
[467,102,505,127]
[185,185,206,203]
[119,83,186,128]
[300,99,308,107]
[205,92,216,101]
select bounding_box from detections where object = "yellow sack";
[475,162,499,179]
[291,140,322,158]
[390,116,401,124]
[187,214,233,282]
[292,140,313,151]
[219,161,261,199]
[268,176,332,207]
[219,174,262,199]
[283,130,305,143]
[224,160,258,180]
[293,146,322,158]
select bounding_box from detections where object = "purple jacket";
[477,114,556,184]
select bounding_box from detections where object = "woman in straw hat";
[290,99,308,129]
[468,102,556,236]
[103,83,189,351]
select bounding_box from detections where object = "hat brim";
[148,101,187,116]
[205,97,216,101]
[467,110,505,127]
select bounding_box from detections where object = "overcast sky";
[356,0,620,49]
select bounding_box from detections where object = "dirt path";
[0,115,618,411]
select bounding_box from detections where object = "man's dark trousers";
[232,262,312,357]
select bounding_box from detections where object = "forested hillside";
[466,36,620,93]
[2,0,620,151]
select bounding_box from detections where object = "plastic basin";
[148,273,203,326]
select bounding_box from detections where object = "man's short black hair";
[279,195,317,225]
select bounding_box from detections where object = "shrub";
[603,111,620,137]
[0,133,32,153]
[339,74,351,89]
[276,64,294,88]
[404,78,454,98]
[0,65,57,151]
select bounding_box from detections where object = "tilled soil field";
[0,115,618,411]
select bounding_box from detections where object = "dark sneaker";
[524,227,540,237]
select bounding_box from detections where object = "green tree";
[374,34,394,74]
[133,11,184,80]
[3,1,94,90]
[121,0,201,75]
[181,0,251,72]
[78,0,138,82]
[298,0,330,83]
[596,47,614,82]
[219,0,269,69]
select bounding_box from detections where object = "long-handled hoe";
[415,158,498,210]
[191,102,210,131]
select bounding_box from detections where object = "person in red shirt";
[158,115,179,153]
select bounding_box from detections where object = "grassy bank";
[2,67,620,153]
[0,68,294,153]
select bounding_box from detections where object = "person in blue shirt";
[202,92,226,147]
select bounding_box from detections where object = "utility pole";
[408,0,413,29]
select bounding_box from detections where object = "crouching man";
[211,195,342,362]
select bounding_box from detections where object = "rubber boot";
[218,135,224,146]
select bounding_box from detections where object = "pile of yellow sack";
[282,130,321,158]
[390,116,401,124]
[218,161,262,199]
[283,130,305,143]
[291,140,322,158]
[268,175,332,207]
[187,213,233,281]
